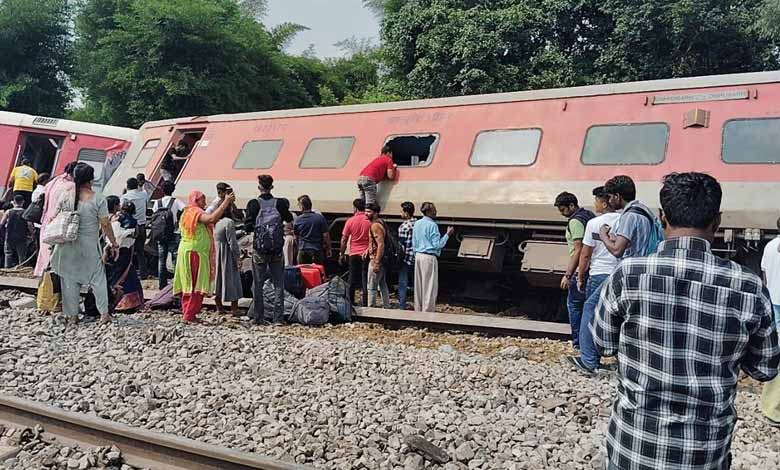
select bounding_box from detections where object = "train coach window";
[469,129,541,166]
[581,123,668,165]
[233,140,283,169]
[385,134,438,167]
[300,137,355,168]
[722,118,780,163]
[132,139,161,168]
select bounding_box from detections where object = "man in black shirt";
[293,195,331,265]
[244,175,293,324]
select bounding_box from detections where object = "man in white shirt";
[152,180,186,289]
[120,177,150,278]
[568,186,620,374]
[205,182,231,214]
[761,218,780,426]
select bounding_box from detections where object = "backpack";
[150,198,176,243]
[567,208,595,239]
[624,205,665,256]
[254,197,284,255]
[374,220,405,271]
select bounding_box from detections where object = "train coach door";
[149,128,205,196]
[5,131,64,199]
[12,131,64,176]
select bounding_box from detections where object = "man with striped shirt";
[594,172,779,470]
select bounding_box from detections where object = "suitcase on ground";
[298,264,325,289]
[285,266,305,297]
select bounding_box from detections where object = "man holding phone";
[206,182,233,215]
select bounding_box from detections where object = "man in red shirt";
[340,198,372,306]
[357,145,397,205]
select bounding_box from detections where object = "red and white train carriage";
[0,111,137,194]
[104,71,780,298]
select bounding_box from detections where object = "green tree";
[379,0,778,99]
[597,0,777,82]
[0,0,72,116]
[73,0,311,127]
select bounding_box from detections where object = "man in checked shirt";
[593,172,779,470]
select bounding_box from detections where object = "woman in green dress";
[173,189,234,323]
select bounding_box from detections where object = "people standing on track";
[554,191,594,350]
[593,172,779,470]
[1,195,29,268]
[8,158,38,207]
[357,145,396,205]
[244,175,294,325]
[760,217,780,426]
[366,203,390,308]
[173,189,234,323]
[120,177,150,279]
[214,205,242,316]
[206,182,231,214]
[151,180,185,289]
[340,198,371,307]
[294,195,331,265]
[397,201,416,311]
[35,162,77,277]
[568,186,618,374]
[600,175,664,259]
[31,173,50,204]
[412,202,454,313]
[51,163,119,325]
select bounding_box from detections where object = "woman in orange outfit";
[173,189,234,323]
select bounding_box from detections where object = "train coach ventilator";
[0,395,314,470]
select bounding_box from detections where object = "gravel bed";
[0,299,777,470]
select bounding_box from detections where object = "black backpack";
[376,220,405,271]
[150,198,176,243]
[254,197,284,255]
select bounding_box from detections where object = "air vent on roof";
[32,117,59,127]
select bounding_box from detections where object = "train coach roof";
[0,111,137,141]
[142,70,780,129]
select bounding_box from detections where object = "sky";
[265,0,380,58]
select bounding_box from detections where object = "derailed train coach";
[104,71,780,304]
[0,111,137,194]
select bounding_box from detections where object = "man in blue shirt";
[412,202,454,312]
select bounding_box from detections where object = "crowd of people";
[16,147,455,326]
[8,146,780,470]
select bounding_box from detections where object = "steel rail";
[0,395,314,470]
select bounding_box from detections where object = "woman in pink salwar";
[34,162,78,277]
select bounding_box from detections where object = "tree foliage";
[597,0,777,82]
[73,0,312,127]
[0,0,72,116]
[379,0,779,99]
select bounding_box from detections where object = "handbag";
[22,194,44,224]
[42,191,80,245]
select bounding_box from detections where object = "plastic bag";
[37,271,61,312]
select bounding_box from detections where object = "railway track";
[0,395,313,470]
[0,275,570,339]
